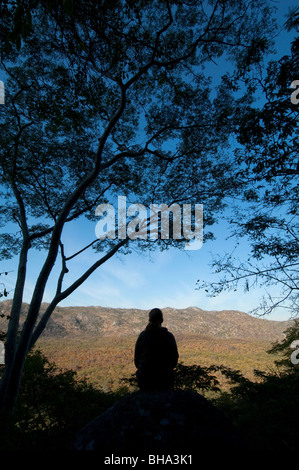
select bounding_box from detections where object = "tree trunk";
[0,344,28,415]
[0,82,126,416]
[0,238,31,414]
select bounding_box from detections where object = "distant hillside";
[0,300,292,341]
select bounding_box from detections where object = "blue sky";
[1,0,297,322]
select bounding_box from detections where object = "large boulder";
[74,390,247,456]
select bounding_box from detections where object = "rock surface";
[74,390,247,455]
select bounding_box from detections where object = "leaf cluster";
[0,0,278,255]
[197,13,299,316]
[0,347,127,450]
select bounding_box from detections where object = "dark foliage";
[1,319,299,451]
[0,348,127,450]
[216,321,299,450]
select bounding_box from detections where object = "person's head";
[148,308,163,327]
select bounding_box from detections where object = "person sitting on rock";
[134,308,179,391]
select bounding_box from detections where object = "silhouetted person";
[134,308,179,391]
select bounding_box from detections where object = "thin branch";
[29,238,128,347]
[221,261,299,285]
[56,242,68,296]
[29,182,114,241]
[65,238,100,261]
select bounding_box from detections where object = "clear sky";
[1,0,297,322]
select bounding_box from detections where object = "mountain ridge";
[0,300,292,341]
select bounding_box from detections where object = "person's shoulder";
[161,327,173,335]
[162,328,176,338]
[138,330,147,339]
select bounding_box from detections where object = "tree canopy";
[197,13,299,317]
[0,0,277,413]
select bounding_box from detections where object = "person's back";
[134,308,179,391]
